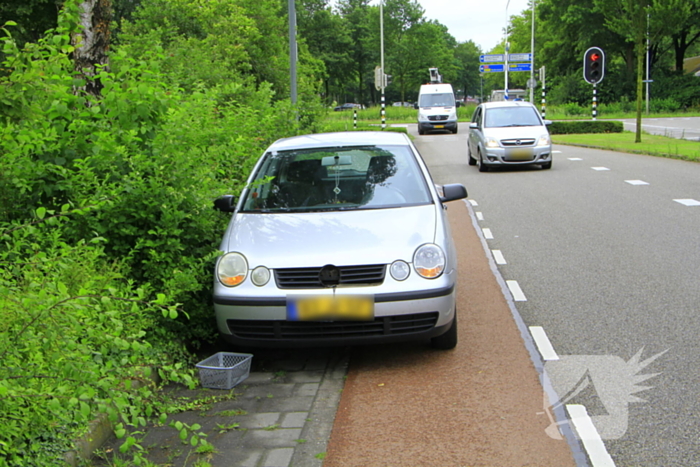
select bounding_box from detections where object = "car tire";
[541,161,552,170]
[478,152,489,172]
[418,127,424,135]
[431,310,458,350]
[467,145,476,165]
[453,127,458,134]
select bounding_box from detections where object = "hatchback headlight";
[538,134,551,146]
[390,260,410,281]
[217,252,248,287]
[413,244,445,279]
[251,266,271,286]
[486,137,500,148]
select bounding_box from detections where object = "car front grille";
[227,312,439,340]
[427,115,448,121]
[501,138,536,146]
[275,265,386,289]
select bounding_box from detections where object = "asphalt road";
[414,127,700,467]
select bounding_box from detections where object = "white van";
[415,83,460,135]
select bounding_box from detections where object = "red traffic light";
[583,47,605,84]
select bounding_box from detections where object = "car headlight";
[486,137,500,148]
[413,244,445,279]
[538,134,551,146]
[217,252,248,287]
[251,266,271,286]
[390,260,410,281]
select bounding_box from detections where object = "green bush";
[548,120,624,135]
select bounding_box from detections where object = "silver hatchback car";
[213,131,467,349]
[467,101,552,171]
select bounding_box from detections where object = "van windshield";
[419,93,455,107]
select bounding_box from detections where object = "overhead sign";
[508,53,532,62]
[480,54,505,63]
[479,63,532,73]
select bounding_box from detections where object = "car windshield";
[419,93,455,107]
[241,144,433,212]
[484,106,542,128]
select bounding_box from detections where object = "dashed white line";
[476,211,484,221]
[568,157,583,161]
[528,326,559,361]
[491,249,506,265]
[592,167,610,171]
[674,199,700,206]
[625,180,649,185]
[469,199,478,206]
[506,280,527,301]
[482,228,493,239]
[566,405,616,467]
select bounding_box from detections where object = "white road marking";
[592,167,610,171]
[566,405,616,467]
[469,199,478,206]
[528,326,559,361]
[674,199,700,206]
[568,157,583,161]
[506,280,527,301]
[482,228,493,239]
[476,211,484,221]
[625,180,649,185]
[553,150,562,154]
[491,249,506,264]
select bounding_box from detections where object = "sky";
[415,0,532,52]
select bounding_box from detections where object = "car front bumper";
[482,145,552,166]
[213,279,457,348]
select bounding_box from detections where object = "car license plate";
[506,148,533,161]
[287,295,374,321]
[434,125,444,129]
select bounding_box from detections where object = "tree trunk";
[72,0,112,97]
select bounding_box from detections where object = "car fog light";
[414,244,445,279]
[390,260,410,281]
[251,266,271,286]
[217,252,248,287]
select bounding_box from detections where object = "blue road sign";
[480,64,504,73]
[480,63,532,73]
[508,53,532,62]
[480,54,505,63]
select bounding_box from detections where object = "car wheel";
[418,127,424,135]
[541,161,552,170]
[467,145,476,166]
[478,152,489,172]
[453,127,458,134]
[431,310,457,350]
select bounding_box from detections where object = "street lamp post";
[530,0,535,103]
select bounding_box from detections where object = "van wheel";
[431,311,457,350]
[453,127,458,134]
[418,127,424,135]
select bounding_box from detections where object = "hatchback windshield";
[484,106,543,128]
[241,145,432,212]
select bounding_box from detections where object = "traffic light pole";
[592,83,597,121]
[380,1,386,130]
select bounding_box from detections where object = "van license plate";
[287,295,374,321]
[434,125,444,129]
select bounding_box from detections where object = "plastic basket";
[195,352,253,390]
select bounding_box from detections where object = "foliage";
[548,120,623,134]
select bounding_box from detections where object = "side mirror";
[456,101,461,108]
[440,184,468,203]
[544,120,553,126]
[469,122,478,129]
[414,103,419,109]
[213,195,237,213]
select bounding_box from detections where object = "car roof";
[480,101,536,109]
[267,131,412,152]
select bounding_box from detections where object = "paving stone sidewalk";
[93,347,348,467]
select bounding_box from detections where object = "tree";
[454,40,482,100]
[72,0,112,97]
[595,0,691,142]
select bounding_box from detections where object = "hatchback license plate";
[287,295,374,321]
[507,148,533,160]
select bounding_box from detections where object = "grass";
[552,131,700,162]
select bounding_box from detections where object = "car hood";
[221,205,438,268]
[482,125,548,139]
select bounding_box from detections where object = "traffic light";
[583,47,605,84]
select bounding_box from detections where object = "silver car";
[467,101,553,171]
[213,131,467,349]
